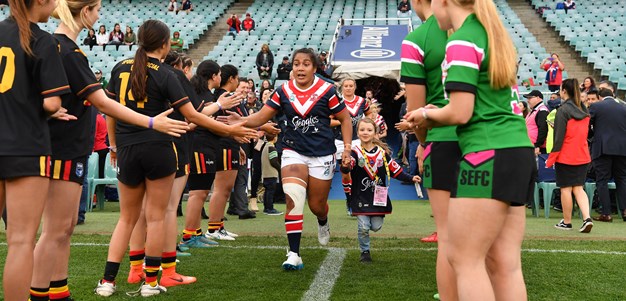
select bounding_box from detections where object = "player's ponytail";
[191,60,221,95]
[132,20,170,103]
[53,0,99,33]
[471,0,517,88]
[9,0,34,56]
[561,78,582,109]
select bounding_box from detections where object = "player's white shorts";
[334,139,360,160]
[282,149,336,180]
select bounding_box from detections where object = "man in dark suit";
[590,81,626,222]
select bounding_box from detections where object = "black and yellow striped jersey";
[105,56,190,147]
[0,18,71,156]
[48,33,101,160]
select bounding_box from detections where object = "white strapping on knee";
[283,183,307,215]
[283,177,308,187]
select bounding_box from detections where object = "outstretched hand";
[50,107,78,121]
[260,122,281,135]
[152,108,190,137]
[217,91,244,110]
[216,110,242,125]
[230,121,258,143]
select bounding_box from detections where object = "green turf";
[1,200,625,300]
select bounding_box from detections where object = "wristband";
[421,108,429,120]
[419,142,428,148]
[148,117,154,129]
[109,146,117,152]
[216,101,223,110]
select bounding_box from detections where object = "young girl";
[221,48,353,270]
[406,0,535,299]
[400,0,460,299]
[367,103,387,139]
[332,78,369,213]
[0,0,72,299]
[546,78,593,232]
[31,1,191,300]
[341,119,419,262]
[95,20,255,297]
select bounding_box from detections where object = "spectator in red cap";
[242,13,255,33]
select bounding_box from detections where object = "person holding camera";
[541,53,565,92]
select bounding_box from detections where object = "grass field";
[1,200,626,300]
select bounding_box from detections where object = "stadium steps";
[508,0,594,82]
[187,0,255,64]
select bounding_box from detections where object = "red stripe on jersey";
[270,92,281,107]
[41,85,70,96]
[389,159,402,174]
[228,149,232,170]
[46,157,51,177]
[171,96,189,106]
[77,83,102,97]
[63,160,72,181]
[199,153,207,173]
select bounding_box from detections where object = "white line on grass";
[301,247,347,301]
[3,243,625,255]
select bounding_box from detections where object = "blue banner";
[333,25,409,62]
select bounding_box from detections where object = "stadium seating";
[533,0,626,89]
[30,0,233,80]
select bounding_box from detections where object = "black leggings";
[250,149,262,198]
[96,148,109,179]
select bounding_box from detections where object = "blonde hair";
[53,0,100,33]
[357,118,391,155]
[339,77,356,93]
[451,0,517,89]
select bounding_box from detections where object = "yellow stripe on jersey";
[194,152,201,174]
[53,160,62,179]
[223,149,227,171]
[172,142,179,171]
[40,156,46,177]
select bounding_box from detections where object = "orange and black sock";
[129,249,145,270]
[161,251,176,272]
[207,222,220,234]
[49,278,70,300]
[182,228,196,242]
[195,228,203,236]
[144,256,161,286]
[29,287,49,301]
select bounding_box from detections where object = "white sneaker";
[224,229,239,238]
[282,251,304,270]
[94,280,116,297]
[205,229,236,241]
[318,223,330,246]
[140,283,167,297]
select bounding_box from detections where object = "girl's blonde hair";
[53,0,100,33]
[451,0,517,89]
[339,77,356,92]
[357,118,391,155]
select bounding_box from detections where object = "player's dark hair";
[10,0,36,56]
[561,78,582,109]
[180,54,193,69]
[191,60,220,95]
[164,50,181,68]
[219,64,239,88]
[132,20,170,103]
[292,48,320,71]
